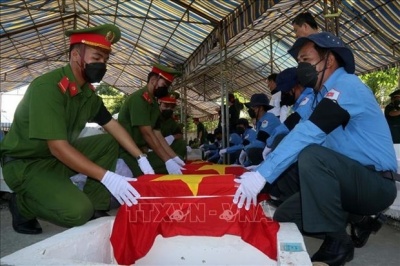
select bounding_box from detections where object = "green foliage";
[359,67,399,106]
[96,83,127,114]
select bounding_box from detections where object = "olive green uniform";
[0,64,117,227]
[160,117,186,159]
[118,87,167,176]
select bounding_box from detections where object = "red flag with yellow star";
[182,162,247,175]
[110,174,279,265]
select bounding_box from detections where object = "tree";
[359,67,399,107]
[95,83,128,115]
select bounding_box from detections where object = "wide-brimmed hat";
[288,32,355,74]
[244,93,273,110]
[276,67,298,93]
[389,89,400,98]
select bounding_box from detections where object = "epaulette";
[58,76,69,94]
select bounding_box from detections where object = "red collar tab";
[142,91,153,104]
[57,76,80,97]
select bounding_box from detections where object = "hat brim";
[245,102,274,110]
[288,33,355,74]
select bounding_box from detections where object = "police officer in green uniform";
[158,92,187,159]
[0,24,155,234]
[118,64,185,176]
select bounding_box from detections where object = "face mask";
[281,92,296,106]
[84,62,107,83]
[161,109,173,119]
[248,108,256,119]
[154,86,169,99]
[296,62,318,88]
[236,127,245,135]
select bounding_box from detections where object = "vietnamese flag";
[110,174,279,265]
[182,162,247,176]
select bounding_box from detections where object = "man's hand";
[238,150,247,165]
[138,156,155,174]
[219,148,227,156]
[164,135,175,146]
[165,159,183,174]
[101,171,140,206]
[262,146,272,160]
[173,156,185,167]
[233,171,266,210]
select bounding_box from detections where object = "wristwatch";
[136,153,147,160]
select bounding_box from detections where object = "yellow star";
[152,175,213,196]
[198,164,228,175]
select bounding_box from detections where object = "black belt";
[381,170,400,182]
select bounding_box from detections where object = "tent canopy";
[1,0,399,118]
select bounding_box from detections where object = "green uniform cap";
[65,24,121,51]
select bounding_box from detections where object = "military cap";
[389,89,400,98]
[158,92,180,104]
[65,24,121,51]
[244,93,273,110]
[288,32,355,74]
[151,63,181,83]
[276,67,298,93]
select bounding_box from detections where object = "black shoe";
[350,213,386,248]
[9,193,42,234]
[311,235,354,266]
[90,210,110,220]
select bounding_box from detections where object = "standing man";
[158,92,187,159]
[118,64,184,177]
[384,89,400,143]
[292,12,319,38]
[193,118,207,145]
[233,32,397,265]
[0,24,155,234]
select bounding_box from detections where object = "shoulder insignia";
[261,120,268,128]
[325,89,340,101]
[300,97,309,106]
[69,82,78,97]
[142,91,153,104]
[58,76,70,94]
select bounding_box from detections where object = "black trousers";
[273,145,397,234]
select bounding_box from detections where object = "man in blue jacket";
[233,32,397,266]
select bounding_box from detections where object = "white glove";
[245,164,259,171]
[219,148,227,156]
[238,150,247,165]
[101,171,140,207]
[173,156,186,167]
[138,156,155,174]
[262,146,272,160]
[199,144,205,150]
[165,159,183,174]
[186,146,192,153]
[204,150,211,156]
[233,171,266,210]
[164,135,175,146]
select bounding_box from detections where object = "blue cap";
[288,32,355,74]
[276,67,297,93]
[244,93,273,110]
